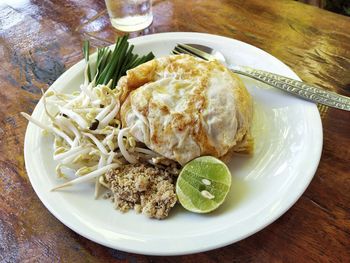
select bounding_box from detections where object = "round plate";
[24,32,322,255]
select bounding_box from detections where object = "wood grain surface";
[0,0,349,262]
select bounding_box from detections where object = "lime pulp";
[176,156,232,213]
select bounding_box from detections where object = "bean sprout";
[21,77,161,193]
[51,163,120,191]
[21,64,171,196]
[83,132,109,155]
[58,107,89,129]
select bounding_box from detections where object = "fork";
[172,44,350,112]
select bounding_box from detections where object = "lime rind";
[176,185,201,213]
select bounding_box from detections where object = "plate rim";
[24,32,323,255]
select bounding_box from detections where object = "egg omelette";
[118,54,253,165]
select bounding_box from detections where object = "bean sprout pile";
[21,70,160,196]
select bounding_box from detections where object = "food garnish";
[21,35,156,197]
[104,163,178,219]
[176,156,232,213]
[83,35,154,88]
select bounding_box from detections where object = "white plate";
[24,32,322,255]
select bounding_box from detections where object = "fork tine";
[173,44,211,61]
[174,46,197,57]
[173,45,208,60]
[177,44,215,61]
[174,45,206,60]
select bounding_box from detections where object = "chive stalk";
[83,35,154,89]
[83,40,92,82]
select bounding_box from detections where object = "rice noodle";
[134,147,159,157]
[118,128,138,164]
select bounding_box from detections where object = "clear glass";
[105,0,153,32]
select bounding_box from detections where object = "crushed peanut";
[105,163,178,219]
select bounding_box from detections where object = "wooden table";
[0,0,349,261]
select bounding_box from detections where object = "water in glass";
[105,0,153,32]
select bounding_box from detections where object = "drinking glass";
[105,0,153,32]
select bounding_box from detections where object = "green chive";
[83,35,155,88]
[83,40,92,82]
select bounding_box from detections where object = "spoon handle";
[230,65,350,111]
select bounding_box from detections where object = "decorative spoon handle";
[230,65,350,111]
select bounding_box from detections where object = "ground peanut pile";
[105,163,178,219]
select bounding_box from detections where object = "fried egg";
[118,54,253,165]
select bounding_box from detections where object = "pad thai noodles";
[21,35,253,219]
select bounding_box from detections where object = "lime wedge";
[176,156,232,213]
